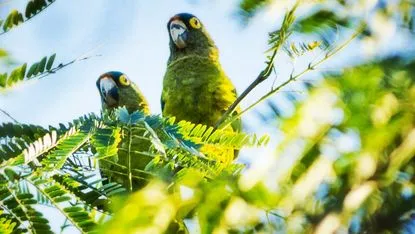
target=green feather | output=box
[101,83,150,115]
[162,56,238,129]
[162,14,242,159]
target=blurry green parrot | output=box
[97,71,149,114]
[161,13,242,162]
[96,71,151,191]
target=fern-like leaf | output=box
[41,128,92,171]
[53,173,116,212]
[29,175,97,233]
[175,120,270,149]
[0,122,48,140]
[0,0,56,35]
[0,54,59,89]
[0,174,52,233]
[0,114,97,168]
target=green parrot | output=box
[161,13,242,161]
[97,71,149,114]
[96,71,151,191]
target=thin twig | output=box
[36,54,102,81]
[214,49,278,129]
[268,211,286,219]
[0,53,101,91]
[270,66,278,90]
[0,108,19,123]
[60,218,71,233]
[215,5,298,128]
[217,23,365,130]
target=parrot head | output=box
[96,71,149,114]
[167,13,216,53]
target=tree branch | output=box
[216,23,365,130]
[0,108,19,123]
[215,4,298,129]
[0,1,58,36]
[35,54,101,81]
[214,51,276,129]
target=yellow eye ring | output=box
[189,17,201,29]
[119,75,130,86]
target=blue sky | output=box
[0,0,284,129]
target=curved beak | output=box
[98,77,119,107]
[170,20,188,49]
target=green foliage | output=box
[267,4,296,52]
[41,128,92,171]
[0,54,58,89]
[0,106,266,232]
[238,0,272,20]
[93,108,263,190]
[97,2,415,233]
[0,0,56,34]
[0,114,97,167]
[0,123,48,164]
[0,215,18,234]
[101,56,415,234]
[29,176,97,232]
[0,49,8,58]
[2,10,23,32]
[176,120,269,149]
[0,173,52,233]
[268,57,415,233]
[53,173,117,210]
[282,41,323,59]
[91,126,121,161]
[294,9,350,33]
[0,118,101,233]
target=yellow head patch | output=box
[119,74,130,86]
[189,17,201,29]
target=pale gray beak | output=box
[98,77,119,107]
[170,20,188,49]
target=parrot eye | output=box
[119,75,130,86]
[189,17,201,29]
